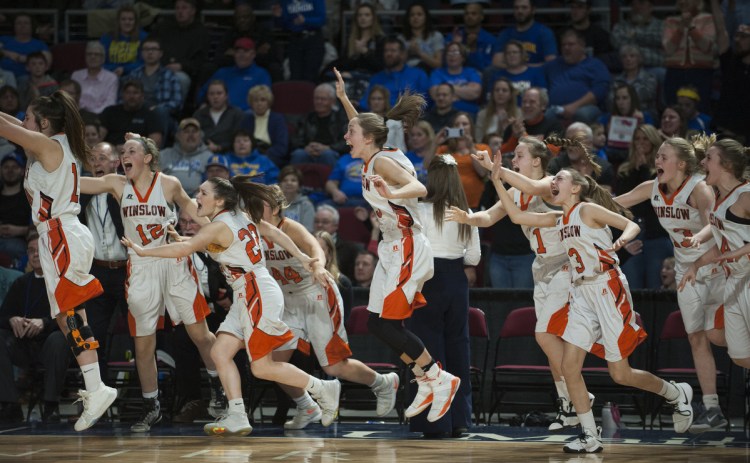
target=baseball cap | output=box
[234,37,256,50]
[178,118,201,131]
[206,154,230,171]
[1,151,26,168]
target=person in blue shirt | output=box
[198,38,272,111]
[272,0,326,82]
[99,5,148,78]
[491,0,557,68]
[676,86,713,134]
[486,40,547,105]
[429,42,482,115]
[444,2,496,71]
[225,129,278,184]
[0,13,51,78]
[323,153,367,208]
[359,36,430,110]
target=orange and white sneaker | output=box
[203,412,253,436]
[426,370,460,423]
[405,375,433,418]
[284,404,322,430]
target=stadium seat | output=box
[337,207,370,246]
[468,307,490,424]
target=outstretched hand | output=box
[333,67,347,101]
[445,205,469,224]
[120,236,145,256]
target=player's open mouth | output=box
[123,161,133,173]
[551,186,560,196]
[656,168,664,177]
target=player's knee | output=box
[560,359,580,380]
[608,367,631,386]
[250,360,269,379]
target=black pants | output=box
[85,265,127,377]
[0,329,70,403]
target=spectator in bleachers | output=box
[611,0,664,71]
[660,256,677,290]
[0,86,22,120]
[100,5,148,78]
[568,0,614,64]
[0,266,22,303]
[613,123,671,290]
[290,83,349,167]
[226,129,278,183]
[0,13,52,78]
[544,29,610,124]
[128,36,183,141]
[501,87,562,152]
[203,154,231,180]
[336,3,386,75]
[160,118,213,196]
[277,165,315,232]
[600,82,654,164]
[71,41,118,115]
[0,70,16,90]
[713,16,750,143]
[314,230,353,320]
[435,112,489,209]
[475,77,520,143]
[17,52,58,109]
[429,42,482,115]
[353,250,378,288]
[84,120,104,150]
[492,0,557,68]
[324,148,367,208]
[242,84,288,167]
[405,120,435,185]
[445,2,496,71]
[398,1,445,72]
[313,204,364,279]
[547,122,615,190]
[487,40,547,101]
[152,0,211,103]
[57,79,96,125]
[658,105,689,139]
[423,83,459,134]
[0,152,30,263]
[608,44,658,118]
[99,80,164,149]
[193,80,243,155]
[198,38,271,112]
[0,233,70,424]
[359,36,430,110]
[366,85,391,118]
[662,0,720,112]
[676,86,713,133]
[272,0,327,82]
[217,3,283,82]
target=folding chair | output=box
[468,307,490,424]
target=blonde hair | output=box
[425,155,471,243]
[710,138,750,180]
[660,136,700,177]
[247,84,274,107]
[314,230,341,283]
[618,124,660,176]
[518,136,552,173]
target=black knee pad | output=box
[367,313,424,359]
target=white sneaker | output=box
[284,404,322,430]
[203,412,253,436]
[404,376,433,418]
[549,393,595,431]
[372,372,399,417]
[426,370,460,423]
[667,381,693,433]
[563,426,603,454]
[73,384,117,432]
[310,379,340,427]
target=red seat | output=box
[337,207,370,246]
[50,42,87,74]
[295,163,332,191]
[468,307,490,424]
[271,80,316,116]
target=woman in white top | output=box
[409,154,480,438]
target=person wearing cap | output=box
[568,0,614,65]
[713,0,750,143]
[160,117,213,197]
[492,0,558,68]
[127,36,183,142]
[0,152,30,262]
[193,80,244,154]
[204,154,231,180]
[676,86,712,133]
[197,37,271,112]
[99,80,164,149]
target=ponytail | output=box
[710,138,750,181]
[545,135,602,178]
[565,168,633,219]
[31,90,89,165]
[229,175,279,223]
[385,90,426,131]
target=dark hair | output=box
[26,51,47,65]
[564,168,633,219]
[59,79,81,97]
[114,5,140,41]
[561,28,587,46]
[504,40,528,63]
[209,176,278,223]
[611,82,641,117]
[30,91,89,165]
[402,2,435,40]
[141,35,161,48]
[545,135,602,178]
[425,155,471,242]
[278,165,303,186]
[356,91,426,147]
[0,85,20,115]
[446,111,476,153]
[660,105,688,138]
[122,79,144,93]
[710,138,750,180]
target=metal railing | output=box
[0,9,59,44]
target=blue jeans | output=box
[620,236,674,290]
[489,252,535,289]
[290,148,339,167]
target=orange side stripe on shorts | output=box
[187,257,211,322]
[382,235,416,320]
[714,305,725,330]
[590,342,606,360]
[54,276,103,314]
[127,311,137,337]
[297,339,311,356]
[249,328,294,361]
[325,333,353,366]
[546,303,569,337]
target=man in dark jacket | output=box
[289,83,349,167]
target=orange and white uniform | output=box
[263,221,352,367]
[122,173,209,336]
[210,210,294,361]
[558,203,647,362]
[24,133,103,316]
[514,189,569,335]
[709,182,750,359]
[651,175,724,333]
[362,148,434,320]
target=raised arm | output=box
[333,67,358,121]
[80,174,123,197]
[499,166,554,198]
[494,176,558,228]
[163,174,210,226]
[371,156,427,200]
[0,113,61,169]
[613,179,654,209]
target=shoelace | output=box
[73,390,90,408]
[672,403,691,416]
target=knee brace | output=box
[367,313,424,360]
[66,309,99,356]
